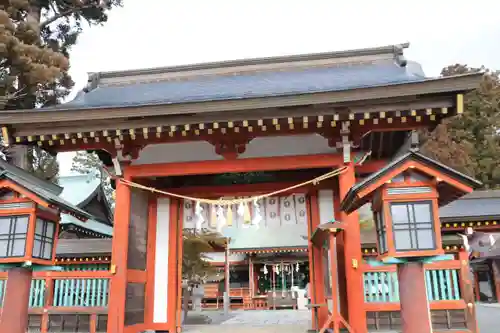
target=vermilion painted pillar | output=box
[397,263,432,333]
[307,194,327,329]
[492,260,500,303]
[458,250,479,333]
[334,195,348,324]
[0,267,32,333]
[338,163,367,333]
[107,178,132,333]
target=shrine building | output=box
[0,43,485,333]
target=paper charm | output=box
[296,262,300,272]
[226,205,233,226]
[209,205,217,228]
[252,199,262,227]
[237,202,245,217]
[263,264,268,275]
[243,202,251,224]
[216,205,226,232]
[195,201,204,231]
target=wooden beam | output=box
[125,154,384,179]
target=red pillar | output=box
[107,178,131,333]
[397,262,432,333]
[338,163,367,333]
[0,267,32,333]
[458,250,479,333]
[329,232,341,333]
[492,260,500,303]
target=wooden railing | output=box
[363,262,462,303]
[362,258,474,332]
[0,264,111,309]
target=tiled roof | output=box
[58,174,101,207]
[440,190,500,221]
[0,161,92,219]
[64,60,426,110]
[57,173,113,236]
[0,159,62,195]
[56,238,112,257]
[61,214,112,237]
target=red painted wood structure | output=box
[340,150,482,333]
[0,159,95,333]
[0,43,484,333]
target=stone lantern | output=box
[0,159,93,333]
[341,150,481,333]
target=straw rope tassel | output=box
[108,151,372,208]
[226,205,233,226]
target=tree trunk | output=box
[182,286,192,324]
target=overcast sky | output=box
[58,0,500,175]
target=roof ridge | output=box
[85,42,410,85]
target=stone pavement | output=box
[477,303,500,333]
[183,309,310,333]
[183,305,500,333]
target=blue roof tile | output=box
[66,60,426,109]
[58,174,101,207]
[440,190,500,219]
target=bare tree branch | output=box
[40,6,91,29]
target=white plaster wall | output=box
[132,134,336,165]
[153,197,170,323]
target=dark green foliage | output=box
[27,146,59,181]
[0,0,121,178]
[421,64,500,188]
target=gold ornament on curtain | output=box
[243,202,251,224]
[226,205,233,226]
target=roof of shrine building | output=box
[58,43,476,110]
[0,159,92,219]
[0,160,112,238]
[57,174,113,238]
[63,43,431,110]
[0,43,481,118]
[440,189,500,222]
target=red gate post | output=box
[0,267,32,333]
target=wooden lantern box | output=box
[341,150,482,262]
[0,160,92,266]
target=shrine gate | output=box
[0,43,482,333]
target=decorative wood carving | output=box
[208,137,253,160]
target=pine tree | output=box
[71,151,114,203]
[182,229,225,322]
[421,65,500,188]
[1,0,121,177]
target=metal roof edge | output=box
[93,43,410,80]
